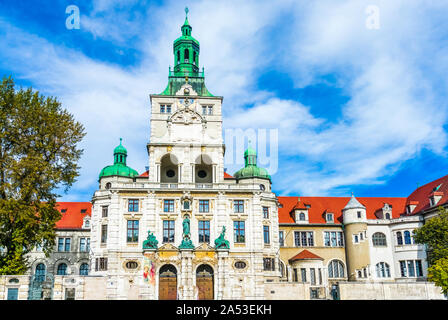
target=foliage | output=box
[414,206,448,295]
[0,76,85,274]
[427,258,448,295]
[413,206,448,264]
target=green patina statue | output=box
[179,215,194,249]
[142,230,158,249]
[214,226,230,250]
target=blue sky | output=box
[1,0,448,201]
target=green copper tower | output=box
[234,143,271,181]
[99,138,139,180]
[160,7,213,96]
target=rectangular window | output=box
[164,199,174,212]
[263,258,275,271]
[234,200,244,213]
[65,288,75,300]
[127,220,139,243]
[407,260,415,277]
[310,268,316,285]
[58,238,64,252]
[318,268,322,285]
[199,200,209,213]
[326,213,334,222]
[301,268,307,282]
[263,225,270,244]
[208,106,213,115]
[331,232,337,247]
[128,199,139,212]
[263,206,269,219]
[7,288,18,300]
[202,106,207,115]
[80,238,86,252]
[294,231,314,246]
[96,257,108,271]
[324,232,330,246]
[416,260,423,277]
[354,235,359,243]
[198,220,210,243]
[160,104,172,114]
[357,211,362,218]
[163,220,175,243]
[360,232,364,240]
[234,221,245,243]
[279,231,284,247]
[337,232,344,247]
[64,238,71,252]
[87,238,90,252]
[101,225,108,244]
[400,261,407,277]
[293,268,298,282]
[102,206,108,218]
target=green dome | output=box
[234,165,271,180]
[99,164,139,179]
[99,138,139,180]
[234,145,271,181]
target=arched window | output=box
[328,260,345,278]
[35,263,46,282]
[193,51,197,65]
[57,263,67,275]
[396,231,403,245]
[184,49,189,63]
[376,262,391,278]
[404,231,411,244]
[177,50,180,64]
[385,213,391,219]
[299,213,305,221]
[372,232,387,246]
[79,263,89,276]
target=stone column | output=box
[216,249,229,300]
[180,249,194,299]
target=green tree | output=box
[0,76,85,274]
[414,206,448,294]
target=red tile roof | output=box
[55,202,91,230]
[224,172,234,179]
[289,249,323,262]
[139,170,149,177]
[406,174,448,214]
[278,196,407,224]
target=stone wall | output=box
[1,275,445,300]
[0,275,30,300]
[338,281,445,300]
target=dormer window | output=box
[326,213,334,223]
[294,209,308,223]
[81,209,87,214]
[61,209,67,213]
[429,191,443,207]
[83,218,90,229]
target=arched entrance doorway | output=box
[196,264,214,300]
[159,264,177,300]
